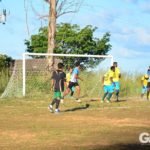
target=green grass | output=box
[0,97,150,150]
[0,69,10,95]
[25,71,142,98]
[0,68,143,98]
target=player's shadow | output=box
[81,143,150,150]
[114,99,127,103]
[63,104,90,112]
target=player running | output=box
[63,61,83,102]
[101,66,115,103]
[66,65,75,97]
[48,63,66,113]
[113,62,121,102]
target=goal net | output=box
[1,53,113,99]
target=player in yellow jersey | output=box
[113,62,121,102]
[66,66,73,85]
[66,66,75,97]
[141,74,149,99]
[101,66,115,103]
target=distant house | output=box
[10,58,61,73]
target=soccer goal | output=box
[1,52,113,99]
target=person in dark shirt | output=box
[48,62,66,113]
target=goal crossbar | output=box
[23,52,114,96]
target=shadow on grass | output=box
[113,99,127,103]
[89,143,150,150]
[63,103,90,112]
[95,144,150,150]
[40,143,150,150]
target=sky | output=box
[0,0,150,73]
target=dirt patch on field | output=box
[0,130,36,142]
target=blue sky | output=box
[0,0,150,73]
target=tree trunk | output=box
[47,0,56,69]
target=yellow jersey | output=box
[66,72,71,83]
[113,67,120,82]
[141,76,149,86]
[103,70,114,85]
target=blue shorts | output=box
[113,82,120,91]
[103,85,114,93]
[141,86,147,94]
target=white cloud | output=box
[135,28,150,45]
[111,26,150,47]
[112,46,142,58]
[110,44,150,72]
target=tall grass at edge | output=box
[0,69,10,95]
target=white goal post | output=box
[22,52,114,97]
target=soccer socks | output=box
[49,99,60,113]
[147,92,150,100]
[107,93,113,101]
[50,99,60,108]
[51,99,57,105]
[55,99,60,109]
[116,90,119,101]
[70,91,74,96]
[102,92,108,101]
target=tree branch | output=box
[31,1,48,20]
[57,10,77,18]
[44,0,50,4]
[24,0,30,36]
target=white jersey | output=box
[70,67,79,83]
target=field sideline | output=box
[0,97,150,150]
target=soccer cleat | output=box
[48,105,54,113]
[100,100,104,103]
[55,109,60,114]
[60,99,64,104]
[106,100,110,103]
[76,99,81,103]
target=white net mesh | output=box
[0,53,113,99]
[1,60,22,98]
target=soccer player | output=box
[63,61,83,102]
[147,66,150,100]
[113,62,121,102]
[101,66,115,103]
[141,74,149,99]
[48,62,66,113]
[66,66,75,97]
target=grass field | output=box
[0,96,150,150]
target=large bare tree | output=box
[24,0,84,68]
[44,0,83,67]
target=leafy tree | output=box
[25,23,112,68]
[0,54,13,71]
